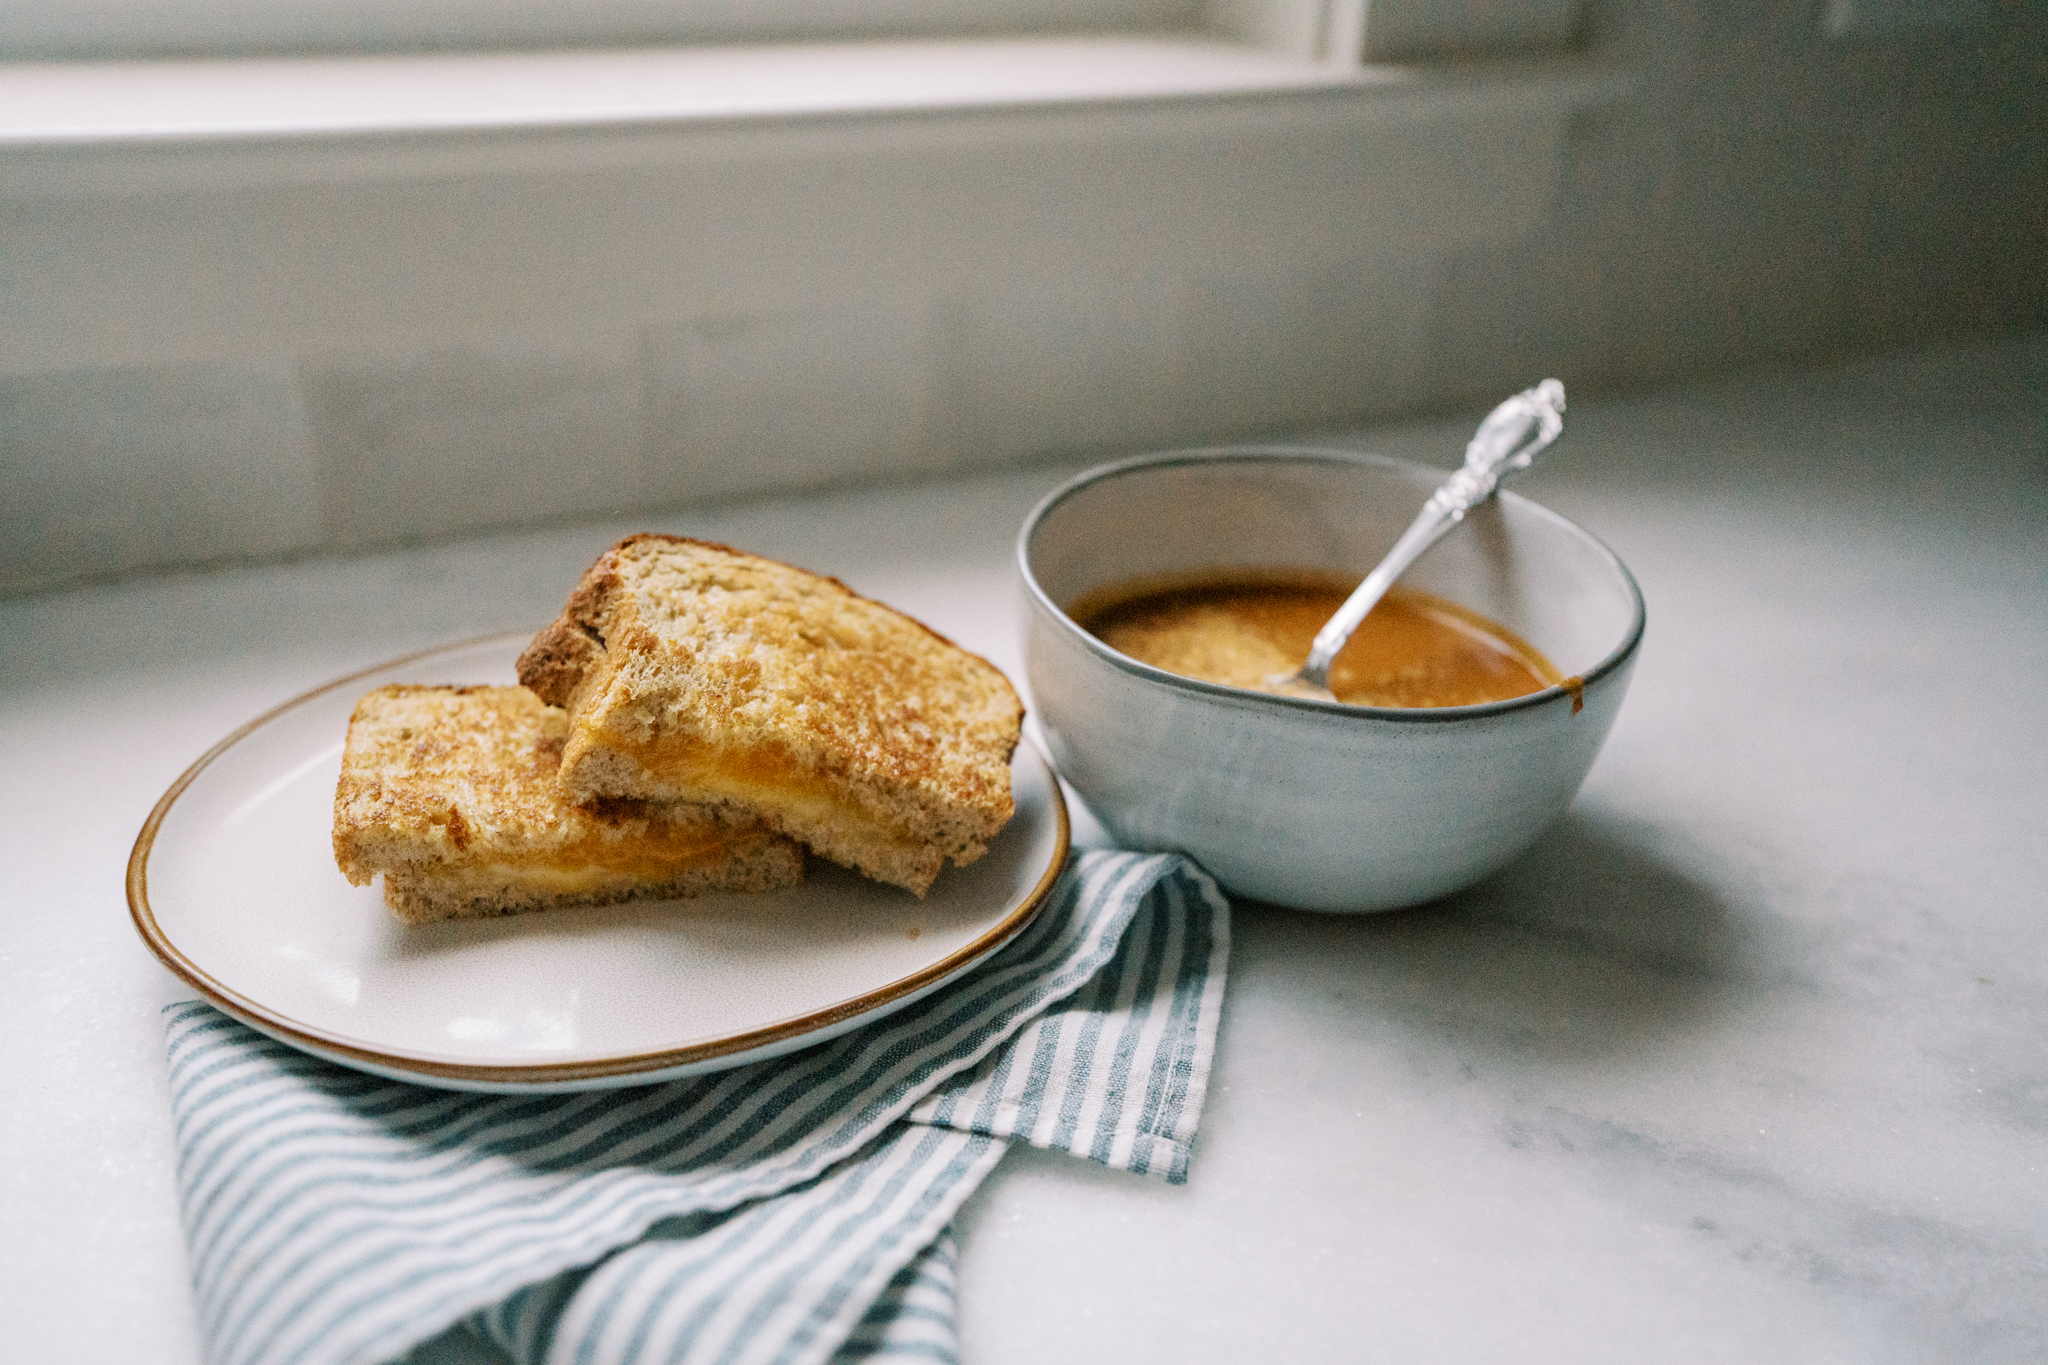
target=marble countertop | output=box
[4,335,2044,1363]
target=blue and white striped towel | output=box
[162,850,1230,1365]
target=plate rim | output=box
[127,630,1071,1086]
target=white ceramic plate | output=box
[129,633,1068,1092]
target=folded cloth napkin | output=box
[161,851,1230,1365]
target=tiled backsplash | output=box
[304,336,645,550]
[1,262,1443,595]
[2,362,321,588]
[646,297,941,501]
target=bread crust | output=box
[516,618,603,714]
[377,836,806,924]
[517,535,1024,894]
[332,683,803,921]
[516,559,625,711]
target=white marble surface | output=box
[3,335,2044,1363]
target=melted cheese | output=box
[541,824,739,877]
[408,821,749,886]
[405,861,674,896]
[604,730,925,857]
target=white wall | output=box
[2,3,2043,595]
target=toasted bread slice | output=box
[517,535,1023,895]
[332,684,803,923]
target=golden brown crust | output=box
[515,618,603,711]
[520,535,1024,894]
[516,549,631,709]
[332,684,802,921]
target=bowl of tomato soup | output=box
[1017,447,1644,912]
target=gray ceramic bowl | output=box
[1018,447,1645,912]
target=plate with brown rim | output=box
[128,632,1068,1092]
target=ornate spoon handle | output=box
[1278,379,1567,700]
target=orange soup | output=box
[1071,572,1560,708]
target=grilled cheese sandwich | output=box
[332,684,803,922]
[518,535,1023,895]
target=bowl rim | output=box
[1016,444,1647,724]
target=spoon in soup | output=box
[1263,379,1568,703]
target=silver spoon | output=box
[1264,378,1568,703]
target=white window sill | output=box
[0,34,1626,179]
[9,35,1360,143]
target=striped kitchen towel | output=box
[162,850,1230,1365]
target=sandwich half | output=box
[517,535,1024,895]
[332,684,803,923]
